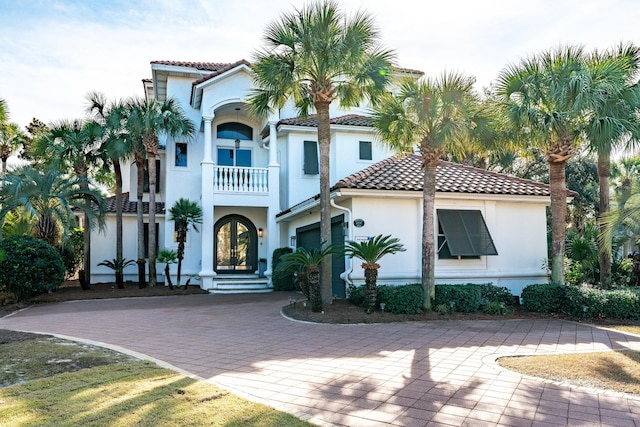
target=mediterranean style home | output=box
[90,59,553,297]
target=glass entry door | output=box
[215,215,257,273]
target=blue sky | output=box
[1,0,638,128]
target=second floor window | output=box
[359,141,372,160]
[303,140,319,175]
[218,148,251,167]
[217,122,253,140]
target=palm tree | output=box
[344,234,405,313]
[277,244,335,312]
[0,122,25,175]
[125,97,195,287]
[86,92,132,281]
[157,249,178,290]
[168,198,202,287]
[583,44,640,287]
[0,165,105,248]
[34,119,105,288]
[249,0,395,306]
[97,256,136,289]
[496,46,594,285]
[371,73,478,310]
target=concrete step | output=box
[209,277,272,294]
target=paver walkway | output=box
[1,293,640,426]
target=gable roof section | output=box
[104,192,165,215]
[151,60,235,72]
[335,154,556,196]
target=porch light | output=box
[235,139,240,150]
[258,228,264,238]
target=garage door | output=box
[296,214,346,298]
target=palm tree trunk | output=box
[422,162,437,310]
[165,264,173,290]
[82,212,91,289]
[598,149,612,288]
[135,154,146,288]
[147,152,157,287]
[177,240,184,287]
[316,101,332,307]
[364,267,378,314]
[549,160,568,285]
[114,159,124,289]
[307,266,322,313]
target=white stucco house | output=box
[90,59,554,297]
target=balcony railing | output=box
[214,166,268,193]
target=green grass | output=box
[0,338,313,426]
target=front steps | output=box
[208,275,272,294]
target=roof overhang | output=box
[151,63,213,102]
[190,63,253,109]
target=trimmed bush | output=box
[348,283,423,314]
[377,284,423,314]
[0,235,65,302]
[477,284,513,307]
[271,247,294,291]
[435,284,482,312]
[521,283,567,314]
[563,286,640,320]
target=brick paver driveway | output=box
[2,293,640,426]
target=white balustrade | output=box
[214,166,269,193]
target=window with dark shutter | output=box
[303,140,319,175]
[437,209,498,259]
[359,141,372,160]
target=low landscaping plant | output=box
[272,247,294,291]
[348,283,423,314]
[0,235,65,302]
[522,283,640,319]
[435,284,483,313]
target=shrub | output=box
[377,284,423,314]
[435,284,482,312]
[58,227,84,279]
[271,247,294,291]
[521,283,567,314]
[347,284,365,306]
[482,300,514,316]
[563,286,640,320]
[477,283,513,308]
[0,235,65,302]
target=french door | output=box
[214,215,257,273]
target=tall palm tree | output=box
[496,46,594,285]
[86,92,132,280]
[371,73,478,310]
[344,234,405,313]
[584,44,640,286]
[125,97,195,287]
[0,122,25,175]
[0,165,105,248]
[34,119,105,288]
[168,198,202,286]
[249,0,395,306]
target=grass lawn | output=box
[0,336,313,427]
[498,324,640,396]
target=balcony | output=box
[214,166,269,193]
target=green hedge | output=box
[0,235,65,302]
[348,284,423,314]
[522,283,640,319]
[271,247,294,291]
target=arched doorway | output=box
[214,215,258,274]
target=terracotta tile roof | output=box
[278,114,373,128]
[192,59,252,85]
[334,154,559,196]
[104,192,165,214]
[150,60,235,72]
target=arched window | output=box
[217,122,253,141]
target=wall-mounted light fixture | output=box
[235,138,240,150]
[258,228,264,238]
[290,236,296,247]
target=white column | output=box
[265,120,280,285]
[199,114,216,289]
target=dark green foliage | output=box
[521,283,567,314]
[435,284,482,312]
[482,300,514,315]
[272,247,294,291]
[0,235,65,302]
[58,227,84,279]
[563,286,640,320]
[377,284,423,314]
[477,283,514,307]
[348,284,423,314]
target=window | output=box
[175,143,187,167]
[217,122,253,140]
[143,222,160,258]
[303,140,319,175]
[437,209,498,259]
[217,148,251,167]
[143,159,161,193]
[359,141,372,160]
